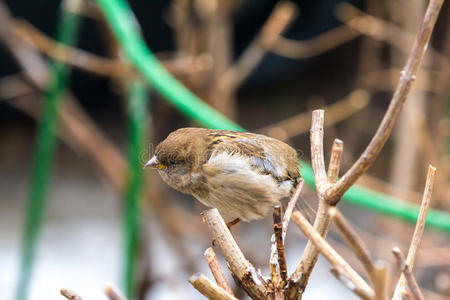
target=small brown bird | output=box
[145,128,301,223]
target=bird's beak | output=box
[144,156,166,170]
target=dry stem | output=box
[328,207,376,283]
[189,274,238,300]
[218,1,297,92]
[327,139,344,183]
[292,211,375,299]
[271,25,360,59]
[258,89,369,142]
[288,110,334,298]
[282,178,304,239]
[60,288,84,300]
[273,205,288,285]
[204,247,234,296]
[392,248,424,300]
[336,3,449,67]
[201,209,267,299]
[12,19,131,77]
[373,262,388,300]
[392,165,436,300]
[324,0,444,204]
[104,285,127,300]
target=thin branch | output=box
[274,205,288,285]
[217,1,297,92]
[336,3,449,67]
[269,245,282,296]
[325,0,444,204]
[189,274,238,300]
[373,261,388,300]
[270,208,283,298]
[291,211,375,300]
[327,139,344,184]
[282,178,304,239]
[0,73,36,100]
[12,19,208,79]
[60,288,84,300]
[104,285,128,300]
[289,111,338,298]
[204,247,234,296]
[328,207,376,283]
[271,25,360,59]
[392,248,424,300]
[359,68,439,93]
[12,19,131,77]
[201,208,267,299]
[392,165,436,300]
[309,110,329,194]
[258,89,369,142]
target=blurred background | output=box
[0,0,449,299]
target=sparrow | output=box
[144,127,302,223]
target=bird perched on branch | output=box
[145,128,302,225]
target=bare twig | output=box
[359,68,439,93]
[0,73,36,100]
[392,165,436,300]
[324,0,444,204]
[289,110,335,298]
[201,209,267,299]
[274,206,288,285]
[104,285,127,300]
[189,274,238,300]
[11,19,207,79]
[392,248,424,300]
[218,1,297,92]
[327,139,344,184]
[258,89,369,141]
[12,19,131,77]
[373,261,388,300]
[270,206,284,298]
[291,211,375,299]
[271,25,360,59]
[204,247,234,296]
[328,207,376,283]
[60,288,83,300]
[309,110,329,195]
[336,3,449,67]
[282,178,304,239]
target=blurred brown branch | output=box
[258,89,370,141]
[104,285,128,300]
[218,1,298,93]
[12,19,131,77]
[270,25,360,59]
[336,3,449,67]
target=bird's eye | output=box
[168,159,178,165]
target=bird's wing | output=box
[204,130,300,183]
